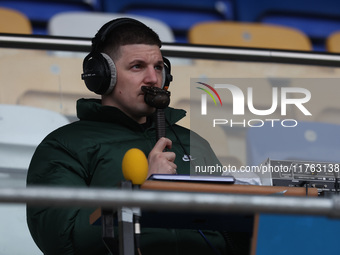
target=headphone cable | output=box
[166,119,196,170]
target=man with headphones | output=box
[26,18,231,255]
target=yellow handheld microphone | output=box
[121,148,147,252]
[122,148,148,185]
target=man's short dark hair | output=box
[93,18,162,59]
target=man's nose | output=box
[144,66,159,86]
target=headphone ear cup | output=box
[82,52,117,95]
[162,57,173,90]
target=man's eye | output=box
[155,65,163,71]
[132,64,141,69]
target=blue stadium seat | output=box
[125,7,226,42]
[234,0,340,22]
[234,0,340,51]
[101,0,233,17]
[101,0,233,43]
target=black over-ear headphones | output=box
[81,18,173,95]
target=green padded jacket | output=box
[26,98,226,255]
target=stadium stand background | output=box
[2,2,340,255]
[1,0,340,51]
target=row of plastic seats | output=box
[0,0,231,41]
[100,0,340,51]
[0,7,309,51]
[0,7,176,44]
[3,6,340,54]
[1,0,340,51]
[0,0,101,34]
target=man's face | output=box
[105,44,164,123]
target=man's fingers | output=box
[166,160,177,169]
[168,168,177,175]
[147,138,177,177]
[152,137,172,153]
[163,151,176,162]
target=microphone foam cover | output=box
[122,148,148,185]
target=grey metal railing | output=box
[1,33,340,66]
[1,186,340,218]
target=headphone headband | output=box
[92,18,148,52]
[82,17,172,95]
